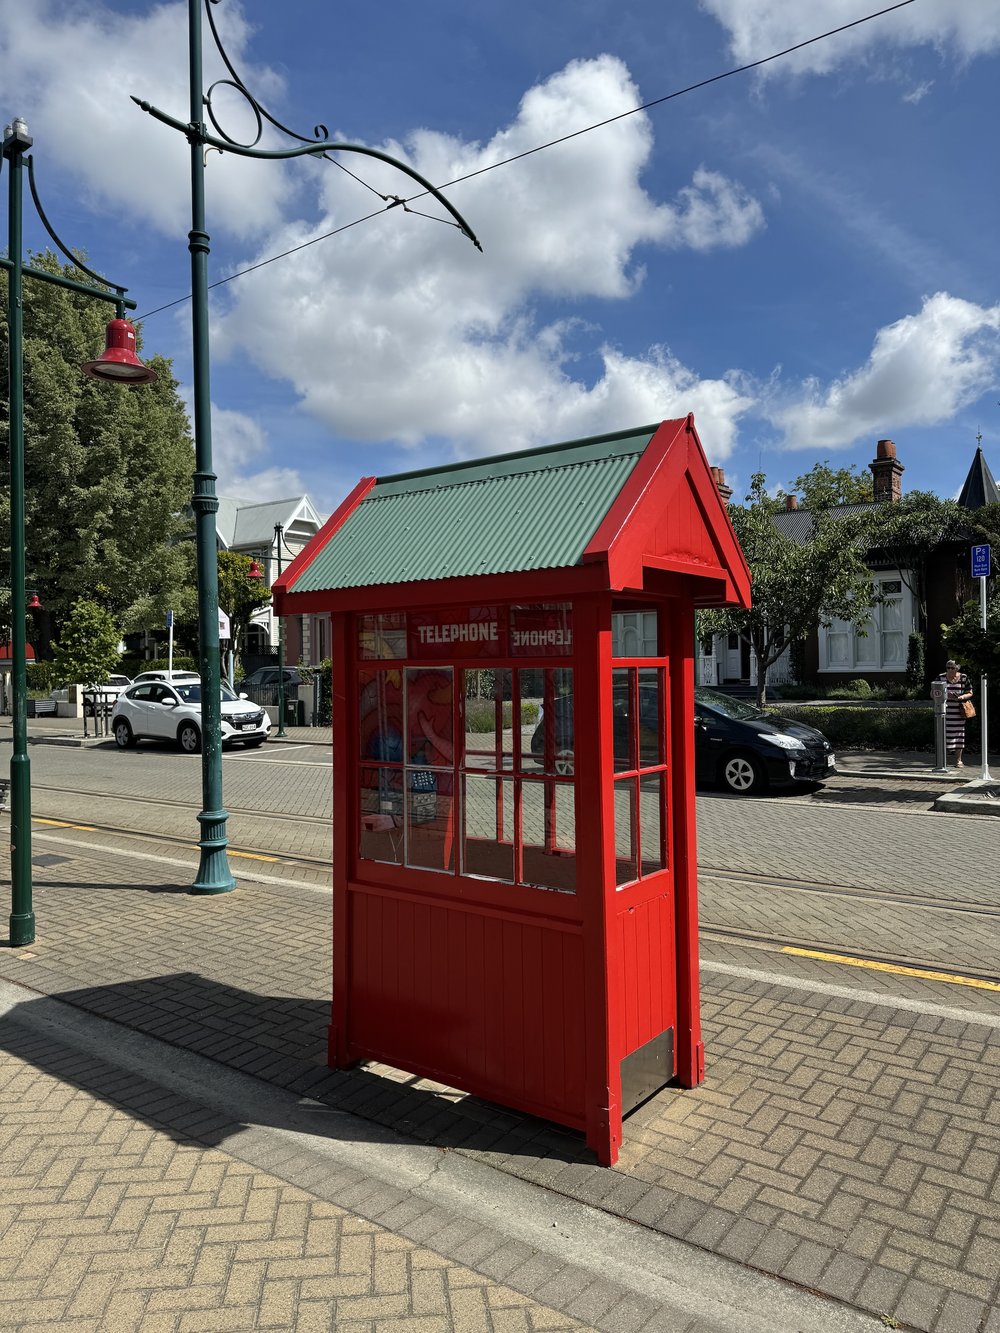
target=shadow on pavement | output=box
[3,971,591,1167]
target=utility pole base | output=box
[190,809,237,895]
[8,911,35,947]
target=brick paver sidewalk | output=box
[2,833,999,1331]
[0,1015,592,1333]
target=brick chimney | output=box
[710,466,733,503]
[784,495,798,510]
[869,438,904,502]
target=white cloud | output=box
[0,0,292,239]
[210,56,762,461]
[700,0,1000,77]
[902,80,934,104]
[766,293,1000,449]
[206,403,307,502]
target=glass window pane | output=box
[612,608,658,657]
[614,779,638,887]
[359,766,404,865]
[640,773,666,875]
[463,669,513,771]
[612,667,634,772]
[406,667,453,767]
[526,668,574,776]
[826,632,850,668]
[521,779,576,894]
[462,776,515,883]
[406,782,454,874]
[359,670,404,762]
[882,632,905,666]
[637,668,663,767]
[358,612,407,660]
[509,603,573,656]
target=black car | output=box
[694,687,835,793]
[529,685,835,794]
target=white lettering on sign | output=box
[416,621,498,645]
[511,628,572,649]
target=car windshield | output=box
[173,684,240,704]
[695,688,763,721]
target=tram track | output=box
[30,782,331,828]
[24,784,997,917]
[699,923,1000,989]
[698,864,1000,919]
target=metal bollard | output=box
[930,678,949,772]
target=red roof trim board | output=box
[583,416,750,608]
[273,476,376,614]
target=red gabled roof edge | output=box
[272,476,376,614]
[581,417,689,562]
[582,415,751,608]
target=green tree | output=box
[49,598,121,687]
[871,492,968,630]
[941,591,1000,687]
[699,472,877,706]
[217,551,271,668]
[0,251,195,654]
[782,461,873,509]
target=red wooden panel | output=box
[345,887,587,1121]
[615,890,677,1059]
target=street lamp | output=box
[1,117,155,946]
[133,0,480,895]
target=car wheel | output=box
[720,751,766,795]
[178,722,201,754]
[113,719,136,750]
[554,749,575,777]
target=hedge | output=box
[768,704,937,750]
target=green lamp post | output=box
[1,117,156,946]
[133,0,480,895]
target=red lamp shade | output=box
[248,559,262,579]
[27,592,42,610]
[81,319,157,385]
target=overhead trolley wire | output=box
[137,0,916,322]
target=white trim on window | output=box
[818,572,914,673]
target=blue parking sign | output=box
[971,544,991,578]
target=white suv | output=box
[111,679,270,753]
[83,673,133,717]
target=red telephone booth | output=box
[274,416,750,1165]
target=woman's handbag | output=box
[961,698,976,719]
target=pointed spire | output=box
[957,445,1000,510]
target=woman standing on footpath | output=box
[935,659,975,767]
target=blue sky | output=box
[3,0,998,518]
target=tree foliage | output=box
[782,460,873,509]
[50,598,121,687]
[871,492,968,626]
[217,551,271,666]
[0,251,195,654]
[699,472,876,705]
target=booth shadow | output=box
[4,971,592,1168]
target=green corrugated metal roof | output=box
[291,426,656,592]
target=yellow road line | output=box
[33,818,279,864]
[34,818,97,832]
[783,947,1000,993]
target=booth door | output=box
[609,656,677,1112]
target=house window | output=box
[819,573,913,673]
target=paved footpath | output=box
[1,825,999,1332]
